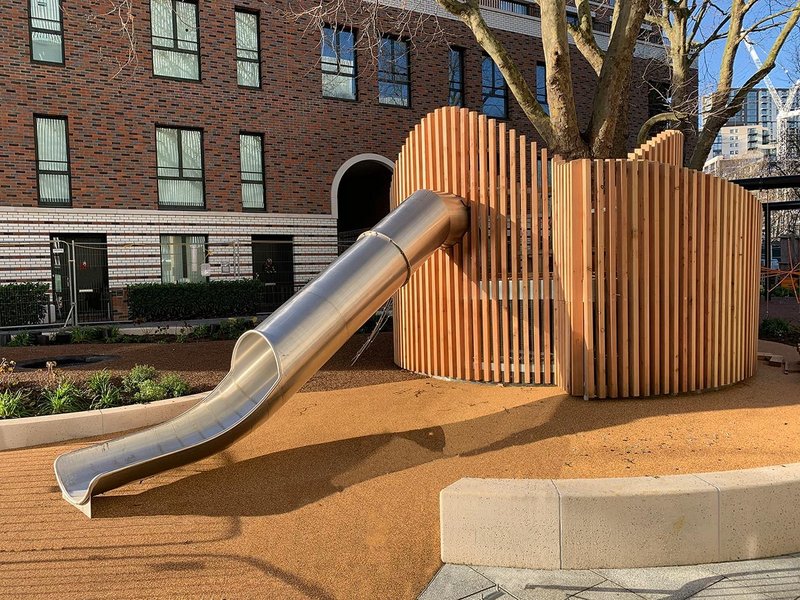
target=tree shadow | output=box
[94,366,797,519]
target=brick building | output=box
[0,0,669,324]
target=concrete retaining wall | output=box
[0,392,206,451]
[441,466,800,569]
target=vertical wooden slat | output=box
[520,137,531,384]
[541,148,552,384]
[459,108,472,381]
[630,160,641,396]
[583,160,595,397]
[619,161,630,397]
[498,122,510,383]
[652,161,662,395]
[670,164,680,392]
[488,118,501,381]
[479,115,491,381]
[595,160,608,398]
[509,129,521,383]
[641,159,651,396]
[607,160,619,397]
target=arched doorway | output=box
[332,154,394,251]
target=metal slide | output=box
[54,190,468,516]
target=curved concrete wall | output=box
[441,466,800,569]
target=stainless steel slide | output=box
[54,190,468,516]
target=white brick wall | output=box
[0,206,338,289]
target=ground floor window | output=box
[252,235,294,312]
[160,234,207,283]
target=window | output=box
[498,0,530,15]
[536,62,548,114]
[35,116,71,206]
[481,55,507,118]
[448,48,464,107]
[566,11,579,26]
[156,127,204,208]
[150,0,199,80]
[160,235,207,283]
[378,36,410,107]
[235,10,260,87]
[321,25,356,100]
[29,0,63,64]
[240,133,265,210]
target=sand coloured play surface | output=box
[1,336,800,599]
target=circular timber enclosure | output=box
[390,107,762,398]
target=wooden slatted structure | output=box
[391,107,555,384]
[627,129,684,165]
[391,107,760,398]
[551,157,761,398]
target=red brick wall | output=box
[0,1,672,215]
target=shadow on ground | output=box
[95,368,797,519]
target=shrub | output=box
[159,373,190,398]
[127,280,266,322]
[216,317,257,340]
[760,317,793,342]
[0,283,49,327]
[0,389,33,419]
[122,364,158,393]
[7,332,33,347]
[41,379,87,415]
[86,369,113,396]
[133,380,167,403]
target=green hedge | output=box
[0,283,49,327]
[127,280,266,321]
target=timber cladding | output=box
[392,107,760,399]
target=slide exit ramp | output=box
[54,190,468,516]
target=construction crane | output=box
[744,38,800,162]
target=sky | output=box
[695,0,800,95]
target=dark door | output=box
[252,235,294,313]
[51,234,111,323]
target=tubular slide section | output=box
[53,190,468,516]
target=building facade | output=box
[705,88,800,161]
[0,0,669,324]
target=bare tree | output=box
[646,0,800,169]
[290,0,799,164]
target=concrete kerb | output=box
[441,466,800,570]
[0,392,206,451]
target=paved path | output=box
[419,554,800,599]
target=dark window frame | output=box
[235,8,261,89]
[378,35,411,108]
[159,233,209,283]
[155,125,206,210]
[34,114,72,207]
[150,0,201,82]
[29,0,65,65]
[239,131,266,212]
[321,24,358,101]
[448,47,465,107]
[481,54,508,119]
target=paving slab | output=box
[688,578,772,599]
[570,580,647,599]
[597,566,723,600]
[418,564,495,600]
[702,556,800,599]
[474,566,605,600]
